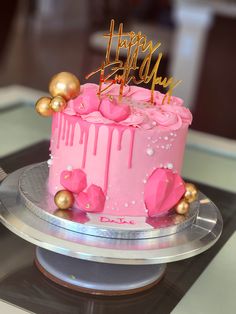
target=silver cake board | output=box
[19,162,199,240]
[0,164,223,295]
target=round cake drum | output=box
[0,165,222,264]
[18,163,198,239]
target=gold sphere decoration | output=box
[35,97,53,117]
[54,190,74,210]
[50,96,67,112]
[49,72,80,101]
[184,183,198,203]
[175,199,190,215]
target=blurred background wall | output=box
[1,0,236,137]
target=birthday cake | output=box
[35,20,197,219]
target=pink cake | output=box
[47,83,192,217]
[35,20,197,219]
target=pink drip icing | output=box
[62,115,67,141]
[117,127,125,151]
[70,122,76,146]
[128,128,135,168]
[55,111,59,129]
[81,125,89,168]
[56,113,62,149]
[53,113,135,195]
[65,121,71,146]
[79,126,84,144]
[50,114,57,150]
[104,126,114,193]
[93,125,100,155]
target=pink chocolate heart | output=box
[100,98,131,122]
[60,169,87,194]
[75,184,105,213]
[144,168,185,217]
[74,88,100,115]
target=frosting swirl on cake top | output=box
[64,83,192,130]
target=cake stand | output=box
[0,163,223,295]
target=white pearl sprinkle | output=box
[143,179,147,184]
[124,203,129,208]
[161,145,165,149]
[66,165,73,171]
[47,159,53,166]
[146,147,155,156]
[167,163,173,169]
[164,136,168,141]
[170,132,174,136]
[152,121,157,126]
[131,200,136,205]
[147,136,151,140]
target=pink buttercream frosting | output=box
[101,83,130,96]
[127,86,152,101]
[63,83,192,131]
[150,110,182,131]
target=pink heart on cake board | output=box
[144,168,185,217]
[100,98,131,122]
[75,184,105,213]
[60,169,87,194]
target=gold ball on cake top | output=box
[175,199,190,215]
[184,183,198,203]
[54,190,74,210]
[50,96,67,112]
[35,97,53,117]
[49,72,80,101]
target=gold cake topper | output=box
[86,19,181,103]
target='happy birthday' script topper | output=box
[86,19,181,103]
